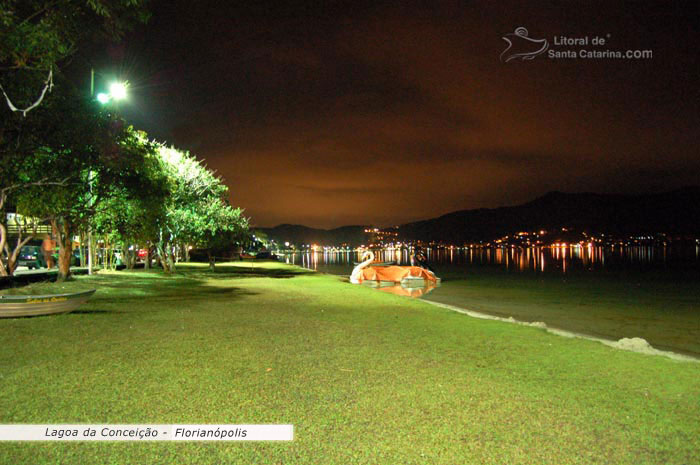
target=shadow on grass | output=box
[170,263,311,281]
[80,270,265,307]
[70,308,124,315]
[208,267,307,279]
[2,264,296,309]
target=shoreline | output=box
[421,299,699,363]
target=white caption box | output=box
[0,424,293,441]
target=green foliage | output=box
[8,83,171,279]
[174,197,248,251]
[252,229,269,246]
[2,82,247,277]
[14,92,137,226]
[154,145,248,270]
[1,75,110,190]
[0,0,151,71]
[1,68,246,277]
[0,0,150,115]
[92,129,169,247]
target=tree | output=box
[0,73,101,277]
[178,198,248,270]
[1,2,152,266]
[0,0,151,115]
[252,230,269,248]
[155,146,248,273]
[0,212,42,276]
[15,87,163,280]
[1,82,105,277]
[0,155,67,276]
[92,133,169,269]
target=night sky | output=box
[85,1,699,228]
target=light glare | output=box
[109,82,127,100]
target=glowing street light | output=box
[90,79,128,276]
[96,81,129,104]
[109,82,128,101]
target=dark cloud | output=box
[104,0,700,228]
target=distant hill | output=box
[260,224,367,246]
[261,187,700,245]
[399,187,700,243]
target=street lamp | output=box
[89,78,128,275]
[96,81,129,104]
[109,82,127,101]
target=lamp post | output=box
[87,74,128,275]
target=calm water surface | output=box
[280,245,700,275]
[280,245,700,355]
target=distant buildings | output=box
[272,225,694,252]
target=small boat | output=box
[0,289,96,318]
[350,251,440,290]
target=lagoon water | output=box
[280,246,700,356]
[282,245,700,275]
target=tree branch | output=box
[18,1,61,27]
[0,174,73,197]
[0,68,53,116]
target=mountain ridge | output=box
[260,187,700,245]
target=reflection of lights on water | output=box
[279,244,683,273]
[540,251,545,272]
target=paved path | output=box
[13,267,89,276]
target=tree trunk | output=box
[128,249,136,269]
[102,236,108,270]
[0,193,33,276]
[7,235,32,275]
[88,231,95,274]
[57,241,72,281]
[156,243,174,273]
[0,222,8,276]
[167,248,176,272]
[122,242,135,269]
[78,232,85,267]
[208,251,215,271]
[51,218,73,282]
[144,247,151,269]
[0,192,7,276]
[158,245,168,272]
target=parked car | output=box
[50,249,83,266]
[17,246,47,270]
[70,248,83,266]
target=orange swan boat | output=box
[350,250,440,288]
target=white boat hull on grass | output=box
[0,289,96,318]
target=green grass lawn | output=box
[1,262,699,464]
[425,267,700,357]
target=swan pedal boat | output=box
[350,251,440,287]
[0,289,96,318]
